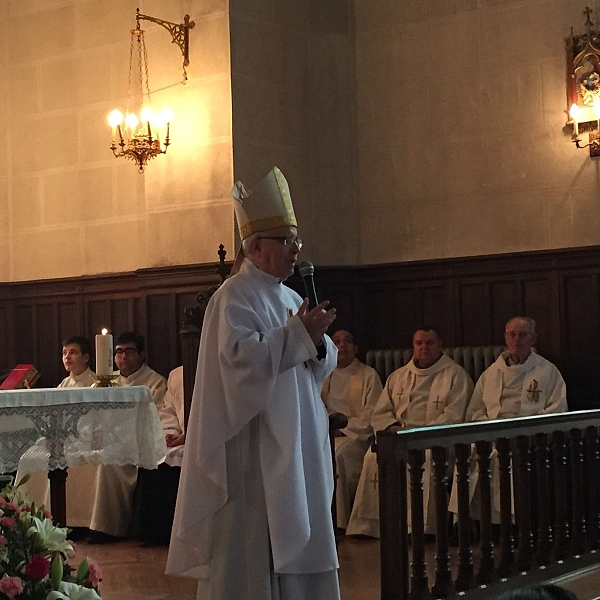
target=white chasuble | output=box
[167,259,339,600]
[321,359,383,528]
[450,351,567,523]
[347,354,473,537]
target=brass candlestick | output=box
[91,375,119,388]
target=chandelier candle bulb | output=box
[95,329,113,377]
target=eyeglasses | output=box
[256,236,303,250]
[114,348,138,357]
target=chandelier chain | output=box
[126,30,136,117]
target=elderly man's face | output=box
[412,329,443,369]
[505,318,537,362]
[252,225,301,281]
[332,330,357,369]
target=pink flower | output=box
[21,506,30,513]
[0,517,16,528]
[0,535,6,546]
[88,560,103,587]
[43,509,52,519]
[0,576,24,599]
[4,502,20,515]
[0,497,6,508]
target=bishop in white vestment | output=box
[449,316,567,523]
[321,329,383,529]
[167,167,341,600]
[346,327,473,537]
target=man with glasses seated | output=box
[86,331,166,543]
[113,331,167,409]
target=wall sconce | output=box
[107,8,195,173]
[566,7,600,158]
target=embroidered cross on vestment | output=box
[526,379,542,402]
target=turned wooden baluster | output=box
[475,440,494,585]
[514,435,533,572]
[496,437,514,577]
[377,437,408,600]
[408,449,428,600]
[570,428,586,555]
[585,426,600,551]
[552,430,569,560]
[454,443,473,592]
[534,433,552,566]
[431,446,451,599]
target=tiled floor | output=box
[75,536,600,600]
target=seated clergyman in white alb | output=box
[58,336,96,388]
[321,329,382,531]
[346,326,473,538]
[133,365,185,544]
[17,336,98,525]
[449,316,568,523]
[86,331,167,543]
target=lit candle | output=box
[570,103,580,138]
[95,328,113,377]
[108,110,123,142]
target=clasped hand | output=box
[297,298,337,346]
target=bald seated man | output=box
[450,316,568,523]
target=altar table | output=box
[0,386,166,526]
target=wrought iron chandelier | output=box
[108,9,195,173]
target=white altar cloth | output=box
[0,386,166,473]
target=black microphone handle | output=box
[302,273,319,310]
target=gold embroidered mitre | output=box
[231,167,297,240]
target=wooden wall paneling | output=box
[58,301,81,344]
[420,284,450,343]
[35,303,60,387]
[86,299,113,341]
[489,280,519,344]
[14,304,34,365]
[522,276,560,364]
[457,282,489,346]
[132,296,144,340]
[109,298,133,339]
[0,302,8,373]
[145,293,178,379]
[560,272,600,409]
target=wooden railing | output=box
[376,410,600,600]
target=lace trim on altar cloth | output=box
[0,401,166,473]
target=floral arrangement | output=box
[0,478,101,600]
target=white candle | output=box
[570,104,580,138]
[95,328,113,377]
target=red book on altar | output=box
[0,364,40,389]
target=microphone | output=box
[299,261,318,309]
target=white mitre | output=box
[230,166,297,274]
[232,166,297,240]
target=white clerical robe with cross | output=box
[321,358,383,529]
[449,350,567,522]
[347,354,473,537]
[167,259,340,600]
